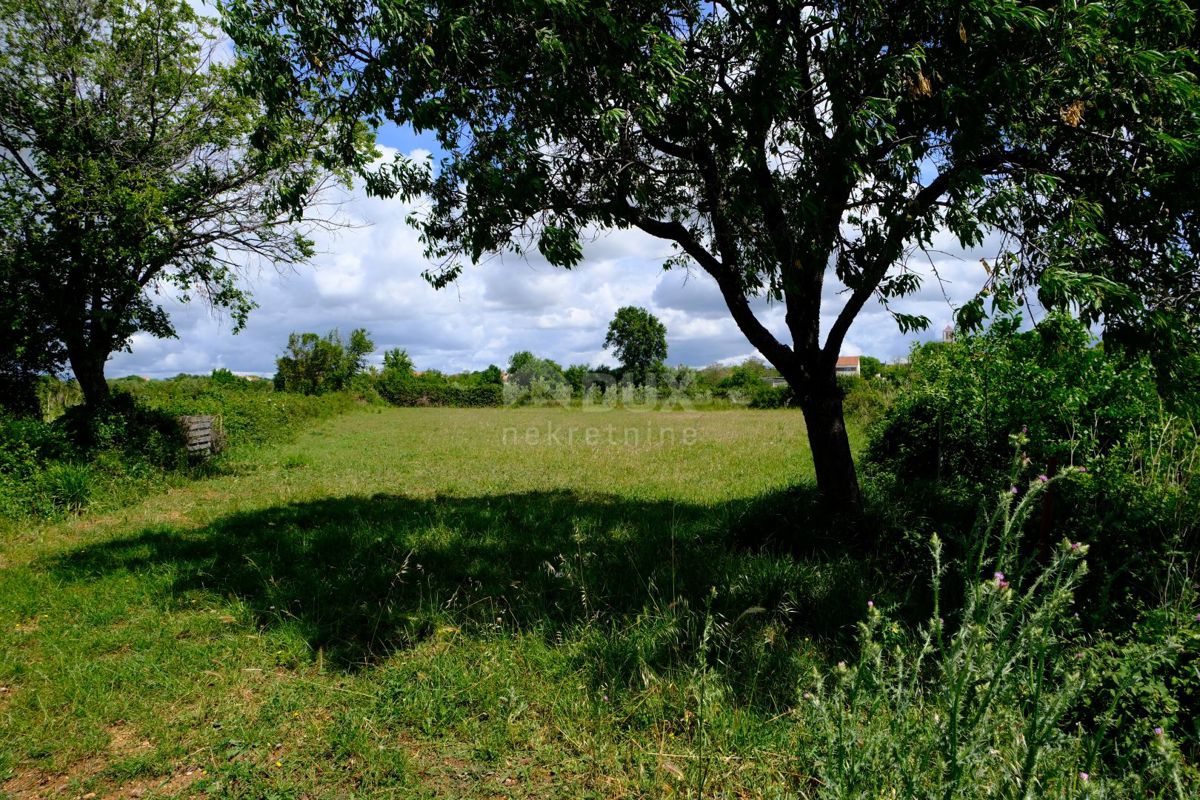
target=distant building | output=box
[943,324,956,343]
[835,356,861,377]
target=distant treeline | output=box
[269,326,908,412]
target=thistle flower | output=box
[1037,474,1049,483]
[1080,772,1089,782]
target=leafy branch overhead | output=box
[224,0,1199,510]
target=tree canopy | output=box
[0,0,337,406]
[224,0,1200,512]
[274,328,374,395]
[605,306,668,385]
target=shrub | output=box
[795,472,1197,796]
[119,374,356,446]
[380,375,503,407]
[865,313,1199,625]
[1,375,358,520]
[838,375,896,429]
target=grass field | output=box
[1,407,880,798]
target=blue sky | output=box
[107,130,997,379]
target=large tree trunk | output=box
[799,377,863,516]
[66,338,111,406]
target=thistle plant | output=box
[796,461,1189,798]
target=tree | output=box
[382,348,415,377]
[475,364,504,386]
[0,0,335,407]
[507,351,565,387]
[225,0,1200,515]
[563,363,589,394]
[274,328,374,394]
[604,306,668,386]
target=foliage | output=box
[0,374,356,519]
[604,306,668,386]
[798,471,1196,796]
[0,0,336,404]
[382,348,414,376]
[375,350,505,407]
[838,375,899,430]
[507,351,567,388]
[120,373,358,446]
[563,363,589,394]
[378,374,503,407]
[866,314,1199,620]
[274,328,375,395]
[0,257,63,415]
[225,0,1200,510]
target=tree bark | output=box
[799,376,863,516]
[66,338,111,406]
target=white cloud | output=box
[108,157,999,379]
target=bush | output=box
[839,375,896,429]
[58,392,186,468]
[118,374,357,446]
[865,313,1199,624]
[796,472,1198,796]
[1,375,359,520]
[379,374,503,407]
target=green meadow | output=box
[2,407,872,799]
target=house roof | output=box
[836,356,860,367]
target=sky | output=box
[107,124,1003,379]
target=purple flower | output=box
[994,571,1010,590]
[1037,474,1049,483]
[1010,485,1019,495]
[867,600,874,609]
[1155,727,1164,736]
[1071,542,1081,552]
[1080,772,1089,782]
[994,571,1005,581]
[1077,466,1088,473]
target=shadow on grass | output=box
[46,487,883,675]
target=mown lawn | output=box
[1,407,876,799]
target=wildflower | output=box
[1155,727,1164,736]
[867,600,874,610]
[1037,474,1049,483]
[1080,772,1089,782]
[1010,485,1019,495]
[1076,466,1088,473]
[994,571,1009,590]
[837,661,847,672]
